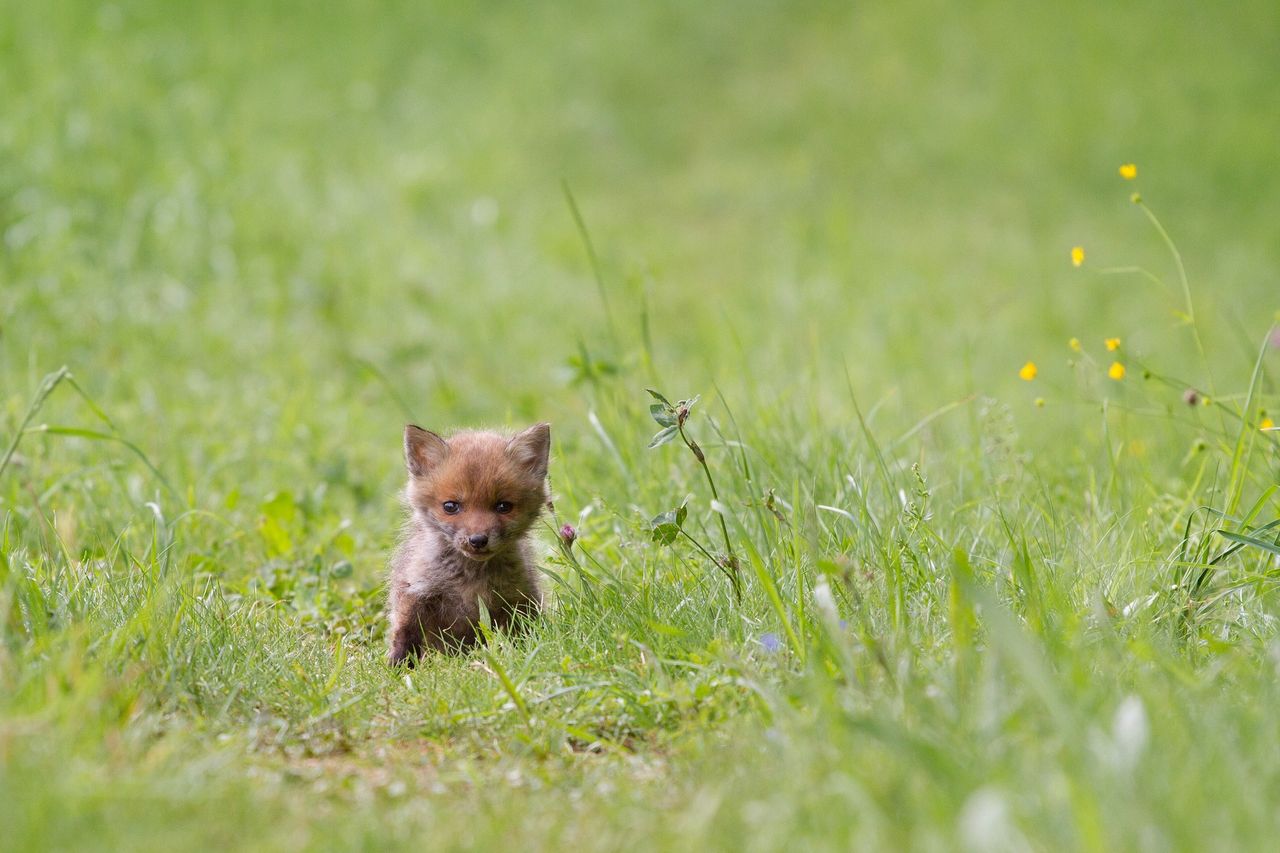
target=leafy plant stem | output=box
[677,421,741,600]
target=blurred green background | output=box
[6,0,1278,445]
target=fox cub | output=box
[386,422,550,663]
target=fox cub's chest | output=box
[450,570,534,623]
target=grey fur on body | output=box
[387,523,543,660]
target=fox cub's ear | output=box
[404,425,449,477]
[506,422,551,479]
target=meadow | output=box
[3,1,1280,849]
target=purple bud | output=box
[559,524,577,546]
[760,632,782,653]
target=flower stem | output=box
[1136,199,1215,396]
[677,422,742,600]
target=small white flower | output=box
[813,577,838,624]
[959,787,1027,852]
[1112,694,1149,771]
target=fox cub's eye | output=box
[494,501,514,514]
[442,501,461,515]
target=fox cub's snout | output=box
[386,423,550,663]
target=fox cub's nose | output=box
[468,533,490,549]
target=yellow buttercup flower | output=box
[1119,163,1137,180]
[1071,246,1085,267]
[1068,337,1081,352]
[1019,361,1038,381]
[1105,337,1121,351]
[1262,417,1276,431]
[1108,362,1126,381]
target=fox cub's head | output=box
[404,423,551,562]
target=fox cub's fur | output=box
[386,422,550,663]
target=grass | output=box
[3,0,1280,849]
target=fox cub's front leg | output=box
[387,592,438,666]
[388,591,482,664]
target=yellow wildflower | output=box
[1108,362,1126,381]
[1105,337,1121,351]
[1019,361,1038,381]
[1262,417,1276,431]
[1071,246,1085,267]
[1068,337,1081,352]
[1119,163,1137,180]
